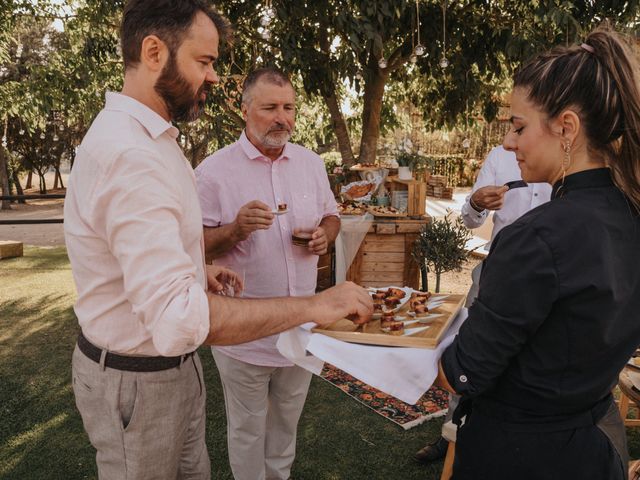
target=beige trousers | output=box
[212,349,313,480]
[72,345,210,480]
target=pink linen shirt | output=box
[195,131,338,367]
[64,92,210,357]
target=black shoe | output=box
[414,436,449,464]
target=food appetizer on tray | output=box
[368,205,406,217]
[337,201,368,216]
[312,285,465,348]
[340,180,376,200]
[349,162,379,171]
[369,286,411,316]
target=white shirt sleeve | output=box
[460,148,501,229]
[92,148,210,356]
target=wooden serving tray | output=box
[367,207,407,218]
[312,293,465,349]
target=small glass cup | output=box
[220,267,245,297]
[291,214,320,248]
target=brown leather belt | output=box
[77,331,195,372]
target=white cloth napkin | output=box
[277,308,468,405]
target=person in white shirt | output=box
[64,2,372,478]
[414,145,551,465]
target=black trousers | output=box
[451,409,625,480]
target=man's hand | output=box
[308,226,328,255]
[311,282,373,327]
[206,264,244,297]
[232,200,274,242]
[470,185,509,211]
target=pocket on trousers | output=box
[119,374,139,432]
[72,372,93,392]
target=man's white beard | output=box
[262,130,291,147]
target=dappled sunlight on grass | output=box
[0,413,69,475]
[3,246,639,478]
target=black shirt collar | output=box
[552,168,613,199]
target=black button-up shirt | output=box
[442,168,640,422]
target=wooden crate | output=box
[386,177,427,217]
[0,241,23,260]
[316,247,334,292]
[346,217,429,289]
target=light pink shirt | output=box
[64,92,209,357]
[195,131,338,367]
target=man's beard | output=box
[154,53,208,123]
[248,123,293,148]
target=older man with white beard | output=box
[195,67,340,480]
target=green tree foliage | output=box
[1,0,639,204]
[412,214,471,293]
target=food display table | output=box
[345,216,430,289]
[618,364,640,427]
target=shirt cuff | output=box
[151,284,210,356]
[440,337,479,397]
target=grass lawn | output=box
[3,247,640,479]
[0,246,447,480]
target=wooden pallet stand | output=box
[346,217,429,289]
[386,177,427,217]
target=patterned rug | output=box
[319,363,449,430]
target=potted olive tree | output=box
[396,151,417,180]
[412,213,471,293]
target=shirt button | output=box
[534,193,538,197]
[459,375,468,383]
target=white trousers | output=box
[212,349,313,480]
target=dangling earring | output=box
[561,141,572,185]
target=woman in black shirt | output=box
[438,27,640,479]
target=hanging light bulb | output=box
[261,30,271,40]
[53,134,59,141]
[409,54,418,64]
[265,7,275,19]
[440,0,449,69]
[462,138,471,149]
[59,124,65,132]
[355,72,363,81]
[40,132,45,140]
[1,136,6,147]
[19,129,24,136]
[414,44,426,56]
[378,57,388,69]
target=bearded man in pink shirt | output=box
[195,68,340,480]
[64,2,372,478]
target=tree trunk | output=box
[38,171,47,194]
[323,91,355,167]
[435,271,441,293]
[26,170,32,189]
[359,68,388,165]
[11,170,25,203]
[0,147,12,210]
[316,19,355,167]
[190,141,208,169]
[53,167,64,189]
[420,263,429,292]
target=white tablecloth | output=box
[277,308,468,405]
[334,213,374,283]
